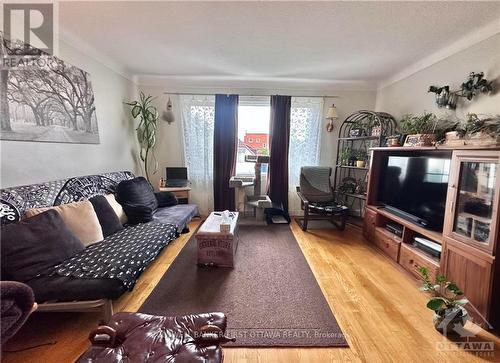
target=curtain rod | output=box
[162,92,339,98]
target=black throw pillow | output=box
[155,192,178,208]
[116,177,158,211]
[121,203,154,225]
[89,195,124,237]
[0,209,85,282]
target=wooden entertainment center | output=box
[363,146,500,328]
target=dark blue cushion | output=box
[116,177,158,212]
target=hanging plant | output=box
[428,71,493,109]
[125,92,159,181]
[461,72,493,100]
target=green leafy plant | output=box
[458,113,500,137]
[125,92,159,181]
[461,72,493,100]
[399,112,439,135]
[400,112,458,141]
[340,147,351,165]
[351,114,378,132]
[353,149,368,161]
[418,267,468,314]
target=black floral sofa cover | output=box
[0,171,199,302]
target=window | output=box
[236,96,271,175]
[180,95,215,215]
[288,97,324,213]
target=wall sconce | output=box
[161,97,175,124]
[326,104,338,132]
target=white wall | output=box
[375,34,500,120]
[320,92,378,167]
[0,40,140,188]
[138,85,377,193]
[134,87,185,190]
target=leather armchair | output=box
[77,312,233,363]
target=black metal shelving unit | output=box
[333,110,396,225]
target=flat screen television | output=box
[377,155,451,231]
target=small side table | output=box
[196,212,239,268]
[158,186,191,204]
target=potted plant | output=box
[418,267,469,335]
[350,115,378,136]
[354,149,368,168]
[400,112,442,146]
[125,92,159,182]
[385,135,401,147]
[462,113,499,146]
[340,147,351,166]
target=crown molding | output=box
[135,74,377,92]
[377,19,500,90]
[58,27,136,83]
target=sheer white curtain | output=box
[180,95,215,215]
[288,97,324,214]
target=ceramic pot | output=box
[387,137,400,147]
[433,307,468,335]
[356,160,366,168]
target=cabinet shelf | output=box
[370,205,443,244]
[336,165,369,171]
[338,136,379,141]
[458,211,492,224]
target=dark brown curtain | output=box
[213,94,238,211]
[267,95,291,211]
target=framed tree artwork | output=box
[0,36,99,144]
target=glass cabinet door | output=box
[452,159,497,250]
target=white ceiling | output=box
[59,1,500,89]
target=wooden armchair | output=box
[296,167,348,231]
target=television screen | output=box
[377,155,451,231]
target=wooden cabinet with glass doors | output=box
[442,150,500,327]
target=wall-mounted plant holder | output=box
[428,72,493,110]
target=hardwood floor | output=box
[3,219,499,362]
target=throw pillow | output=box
[116,177,158,211]
[89,195,124,237]
[25,200,103,246]
[105,194,128,225]
[121,203,154,225]
[155,192,178,208]
[1,210,85,282]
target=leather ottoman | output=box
[77,312,232,363]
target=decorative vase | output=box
[387,137,400,147]
[356,160,366,168]
[433,307,468,335]
[435,88,450,108]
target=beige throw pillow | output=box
[105,194,128,225]
[25,200,104,246]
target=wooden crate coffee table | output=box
[196,212,239,268]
